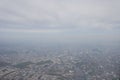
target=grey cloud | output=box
[0,0,120,32]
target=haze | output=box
[0,0,120,46]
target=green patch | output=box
[14,61,33,69]
[36,60,53,65]
[29,74,34,78]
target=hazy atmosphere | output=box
[0,0,120,45]
[0,0,120,80]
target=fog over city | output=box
[0,0,120,80]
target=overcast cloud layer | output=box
[0,0,120,44]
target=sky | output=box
[0,0,120,45]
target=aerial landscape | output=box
[0,0,120,80]
[0,45,120,80]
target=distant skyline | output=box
[0,0,120,45]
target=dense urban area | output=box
[0,45,119,80]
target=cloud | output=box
[0,0,120,32]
